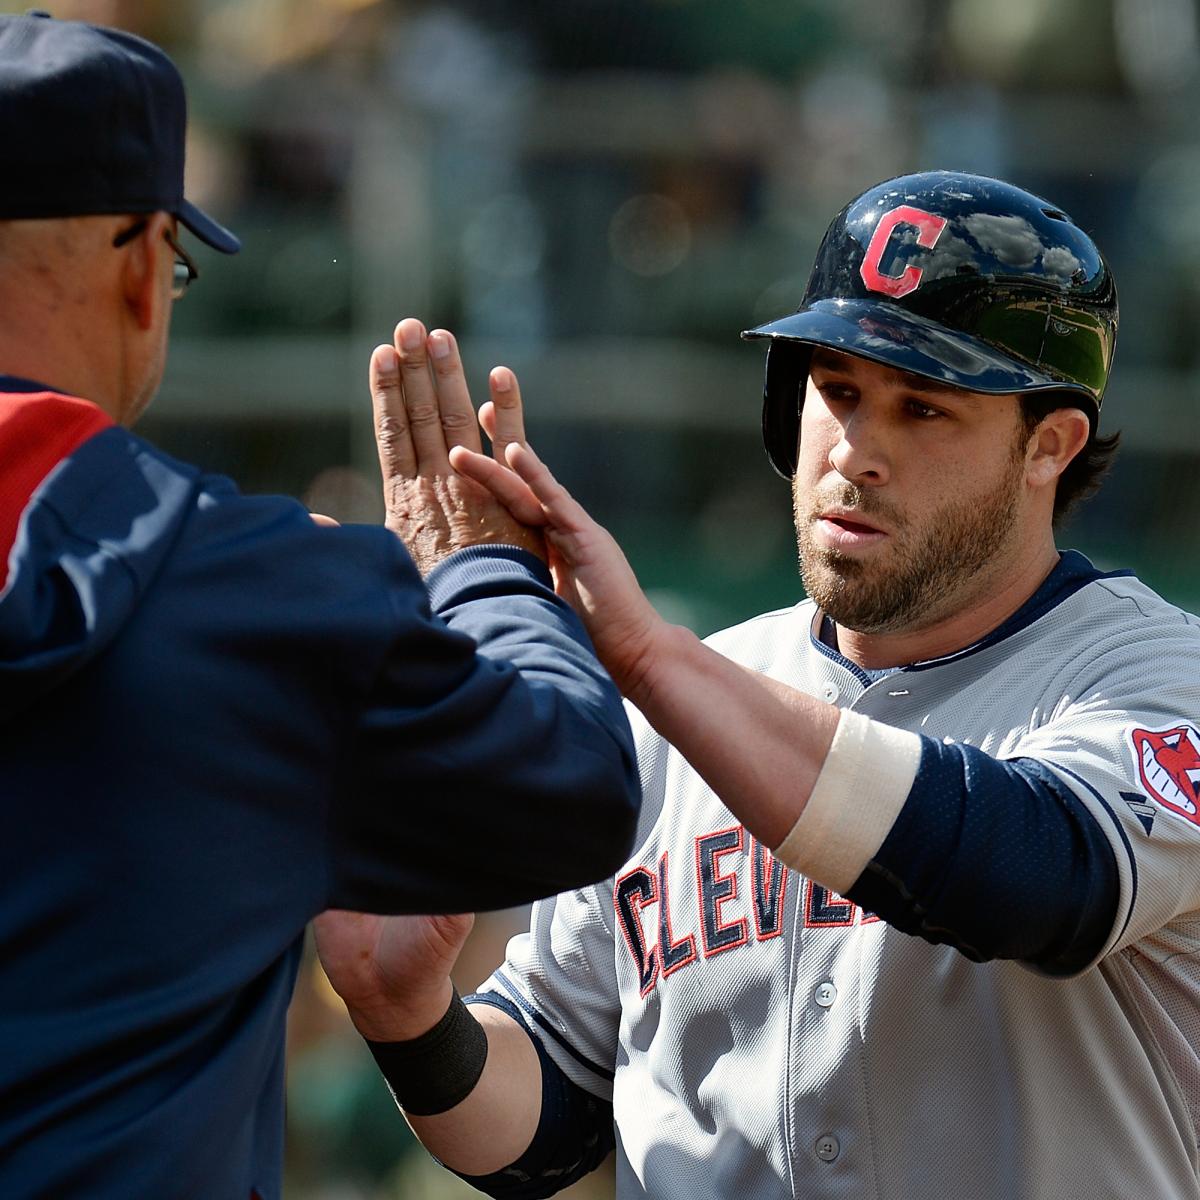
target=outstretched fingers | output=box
[503,442,592,539]
[448,445,546,527]
[427,329,483,456]
[370,343,416,481]
[483,366,527,466]
[452,437,579,532]
[497,442,662,698]
[394,318,451,474]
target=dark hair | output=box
[1019,392,1120,525]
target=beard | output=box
[795,459,1025,635]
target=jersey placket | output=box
[781,655,877,1198]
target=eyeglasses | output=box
[112,219,199,300]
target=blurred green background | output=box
[11,0,1200,1194]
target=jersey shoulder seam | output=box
[702,601,811,649]
[1090,577,1199,626]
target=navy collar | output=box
[0,374,69,395]
[809,549,1134,681]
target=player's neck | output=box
[0,306,122,420]
[831,539,1062,671]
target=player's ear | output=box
[1024,406,1090,488]
[119,212,170,332]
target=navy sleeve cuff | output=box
[425,545,552,612]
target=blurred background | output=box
[11,0,1200,1195]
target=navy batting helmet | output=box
[742,171,1118,478]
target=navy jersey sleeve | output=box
[329,543,642,914]
[846,738,1120,975]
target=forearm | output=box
[626,626,1118,969]
[406,1006,542,1175]
[629,622,840,848]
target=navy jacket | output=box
[0,381,640,1198]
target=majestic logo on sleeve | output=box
[1128,724,1200,826]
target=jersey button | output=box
[815,1134,841,1163]
[814,980,837,1008]
[820,682,839,703]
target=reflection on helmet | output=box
[743,171,1118,478]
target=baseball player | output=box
[318,172,1200,1199]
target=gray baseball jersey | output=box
[480,562,1200,1199]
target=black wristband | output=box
[364,987,489,1116]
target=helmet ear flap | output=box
[761,342,810,478]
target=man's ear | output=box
[120,212,170,332]
[1025,407,1091,488]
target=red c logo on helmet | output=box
[859,205,948,299]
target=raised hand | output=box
[450,371,668,702]
[313,909,475,1042]
[371,319,545,575]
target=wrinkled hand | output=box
[371,319,545,575]
[313,909,475,1042]
[450,375,668,702]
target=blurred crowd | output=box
[13,0,1200,1194]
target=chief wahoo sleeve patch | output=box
[1127,723,1200,827]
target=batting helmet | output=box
[742,171,1118,478]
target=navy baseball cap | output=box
[0,11,239,252]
